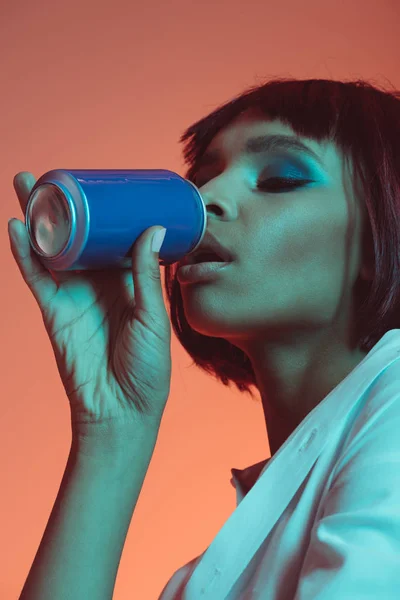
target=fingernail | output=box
[151,228,167,253]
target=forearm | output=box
[19,423,160,600]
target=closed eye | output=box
[257,177,312,192]
[193,174,312,191]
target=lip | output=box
[177,261,231,284]
[182,232,236,266]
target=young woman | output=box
[161,76,400,598]
[12,77,400,599]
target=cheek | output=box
[266,200,347,261]
[248,203,349,297]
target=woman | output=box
[161,77,400,598]
[12,77,400,599]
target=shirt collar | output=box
[230,329,400,499]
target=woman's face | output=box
[178,109,370,347]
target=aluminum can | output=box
[25,169,206,271]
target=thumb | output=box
[131,226,168,318]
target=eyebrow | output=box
[195,134,325,169]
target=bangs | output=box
[179,78,373,184]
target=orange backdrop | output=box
[1,1,399,598]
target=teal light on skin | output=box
[180,107,374,457]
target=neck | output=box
[237,329,368,456]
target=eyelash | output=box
[194,176,310,191]
[257,177,310,192]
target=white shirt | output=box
[158,329,400,599]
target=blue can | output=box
[24,169,207,271]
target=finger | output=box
[13,172,37,214]
[8,218,59,312]
[131,226,168,324]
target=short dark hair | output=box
[163,76,400,400]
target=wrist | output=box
[70,416,160,467]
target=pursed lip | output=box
[181,232,236,266]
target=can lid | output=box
[26,183,71,257]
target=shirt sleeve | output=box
[294,389,400,599]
